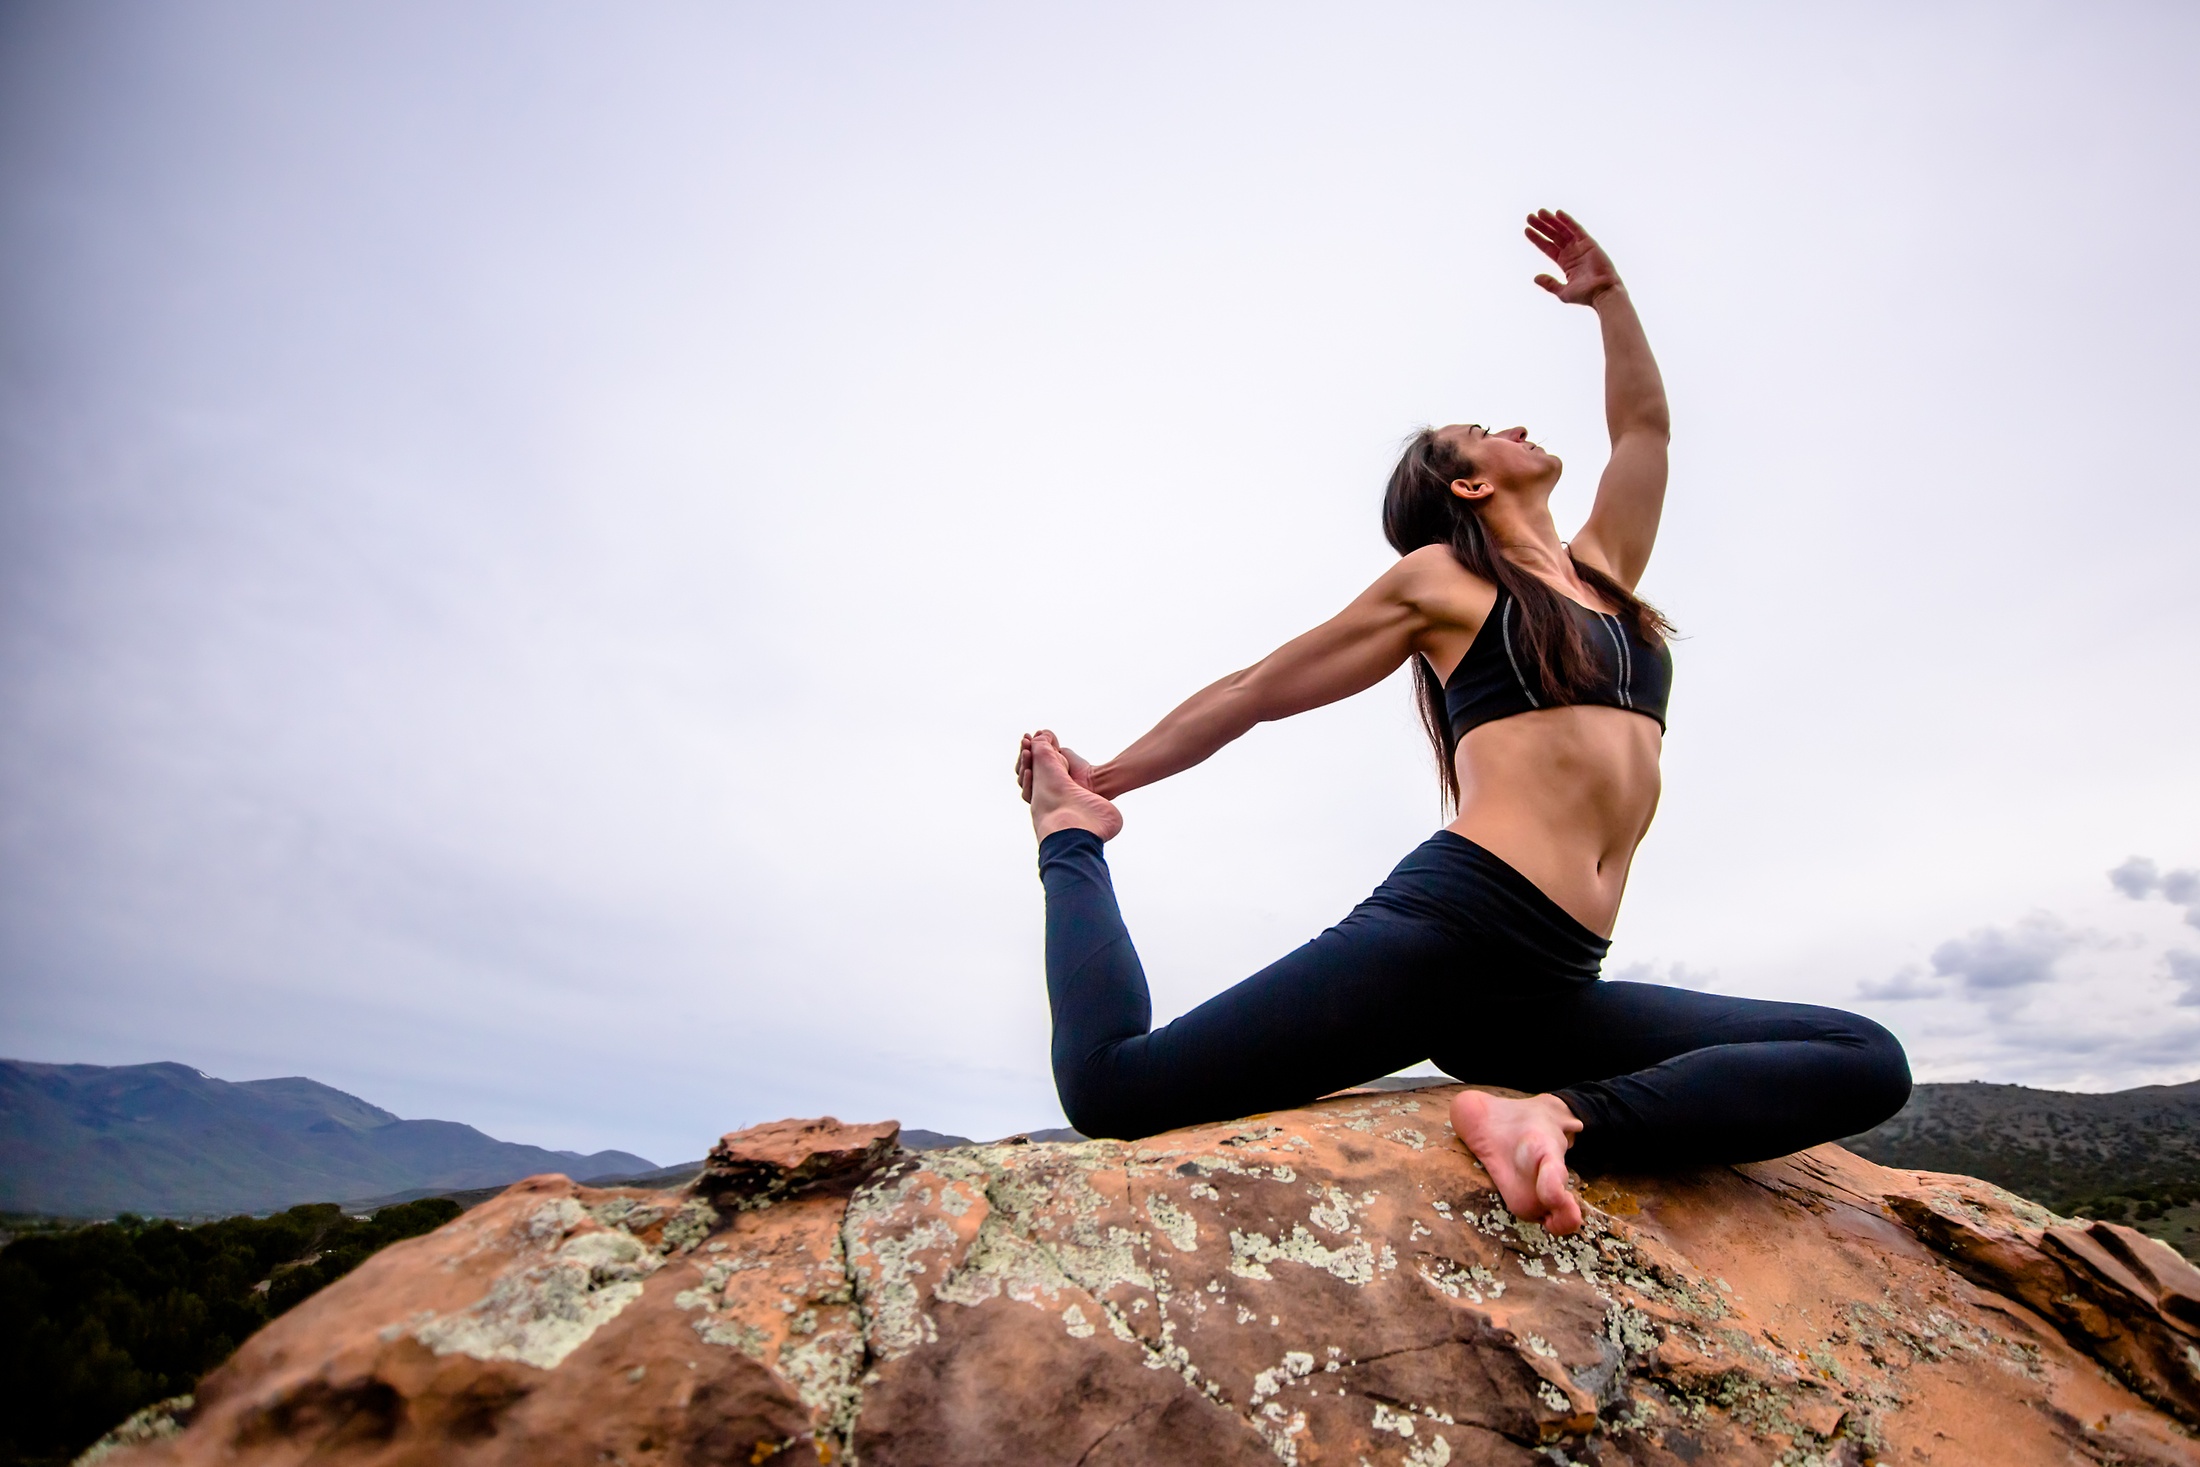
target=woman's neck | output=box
[1478,501,1572,580]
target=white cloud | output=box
[2111,856,2200,928]
[1857,967,1943,1002]
[1928,916,2083,997]
[2170,952,2200,1008]
[1845,862,2200,1091]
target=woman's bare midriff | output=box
[1446,705,1663,937]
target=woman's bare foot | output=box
[1024,731,1123,842]
[1016,729,1099,803]
[1449,1089,1585,1235]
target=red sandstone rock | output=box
[698,1117,900,1209]
[88,1090,2200,1466]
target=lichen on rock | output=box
[70,1396,192,1466]
[85,1093,2200,1467]
[413,1202,664,1369]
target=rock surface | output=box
[88,1085,2200,1465]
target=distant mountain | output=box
[33,1062,2187,1229]
[0,1061,654,1219]
[1844,1078,2200,1209]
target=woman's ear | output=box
[1449,478,1493,502]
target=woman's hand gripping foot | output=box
[1449,1089,1586,1235]
[1019,730,1123,843]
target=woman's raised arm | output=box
[1060,552,1447,800]
[1525,210,1671,591]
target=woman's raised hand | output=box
[1525,209,1622,306]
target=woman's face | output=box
[1438,423,1562,499]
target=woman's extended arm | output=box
[1523,210,1670,591]
[1080,554,1442,799]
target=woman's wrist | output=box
[1588,281,1629,309]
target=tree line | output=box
[0,1198,460,1467]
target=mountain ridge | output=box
[1843,1076,2200,1208]
[0,1060,653,1219]
[14,1062,2197,1236]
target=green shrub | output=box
[0,1198,459,1467]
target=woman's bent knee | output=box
[1843,1012,1913,1132]
[1054,1070,1150,1142]
[1059,1096,1133,1141]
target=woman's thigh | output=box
[1432,980,1893,1095]
[1089,904,1470,1135]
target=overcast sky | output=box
[3,2,2196,1166]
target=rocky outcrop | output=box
[87,1085,2200,1465]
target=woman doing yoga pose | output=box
[1014,209,1910,1236]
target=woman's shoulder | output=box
[1390,544,1495,597]
[1387,545,1500,633]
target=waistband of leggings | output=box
[1389,830,1610,976]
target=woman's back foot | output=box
[1025,731,1124,843]
[1449,1089,1585,1235]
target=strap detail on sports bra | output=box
[1498,598,1540,710]
[1443,590,1671,737]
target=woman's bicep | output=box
[1572,429,1668,589]
[1237,582,1423,723]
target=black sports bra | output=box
[1440,590,1672,737]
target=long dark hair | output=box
[1383,427,1673,811]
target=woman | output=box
[1014,209,1909,1236]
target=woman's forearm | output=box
[1594,286,1670,440]
[1091,672,1260,798]
[1084,557,1426,799]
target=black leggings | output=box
[1039,827,1911,1169]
